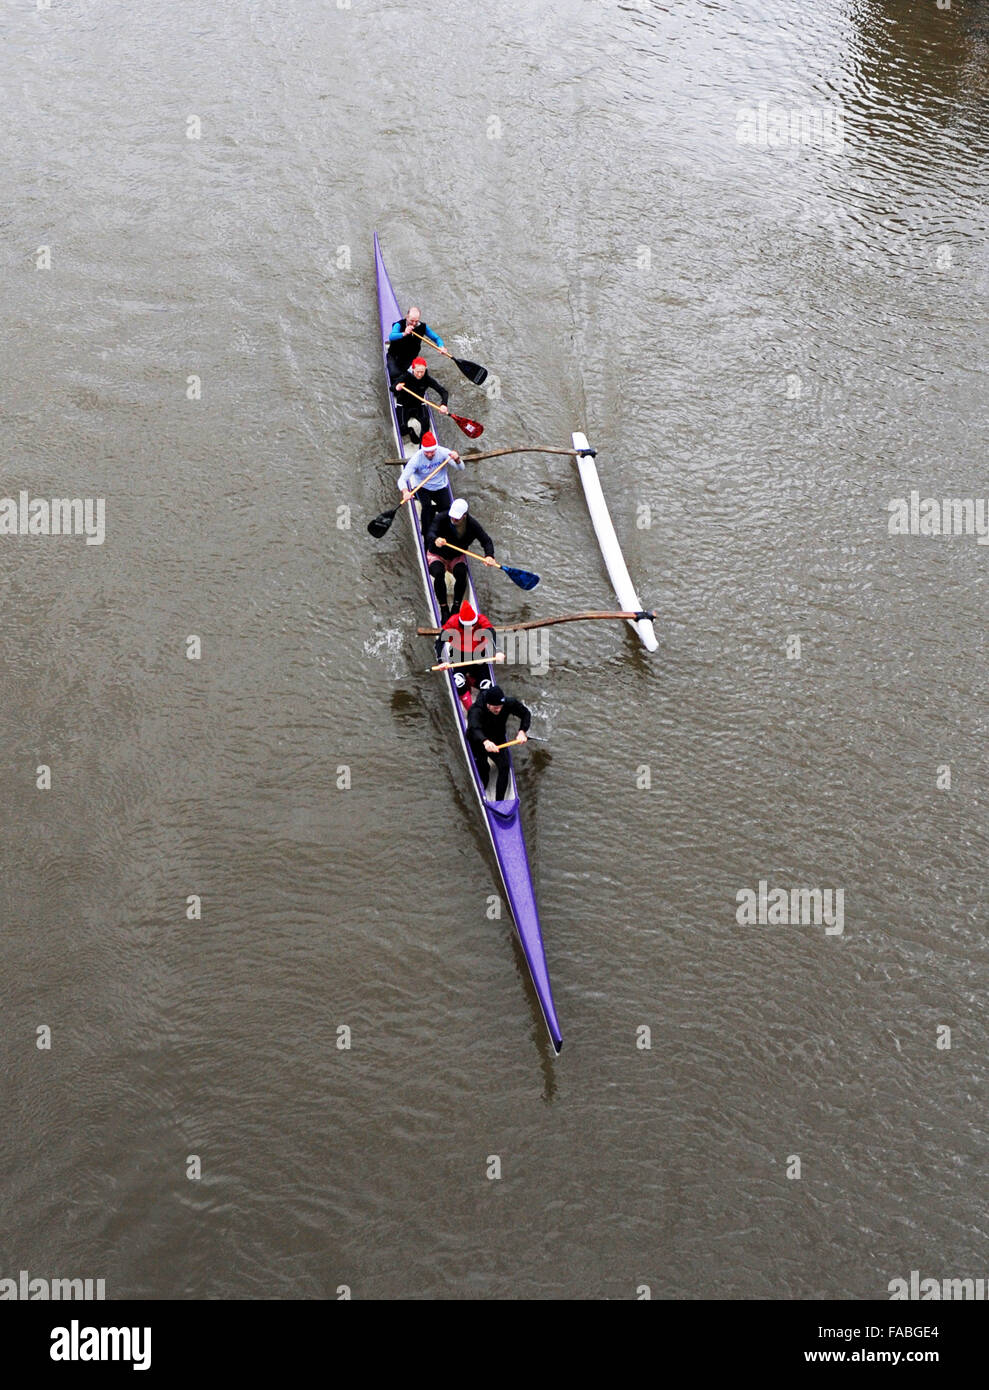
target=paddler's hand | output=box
[481,555,498,567]
[483,740,499,754]
[438,404,449,414]
[401,489,413,503]
[516,730,528,744]
[395,382,404,391]
[438,346,452,357]
[449,451,461,463]
[434,537,446,547]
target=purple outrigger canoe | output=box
[374,232,563,1053]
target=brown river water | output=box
[1,0,986,1298]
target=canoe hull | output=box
[374,232,562,1053]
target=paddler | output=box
[466,683,531,801]
[397,431,464,534]
[387,306,451,384]
[438,598,496,679]
[425,498,498,622]
[392,356,450,441]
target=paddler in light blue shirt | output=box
[397,430,464,532]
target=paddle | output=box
[367,458,449,538]
[493,736,527,751]
[397,385,483,439]
[417,608,656,635]
[432,539,539,591]
[411,331,487,386]
[429,652,507,672]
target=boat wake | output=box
[363,624,406,678]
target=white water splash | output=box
[363,624,408,678]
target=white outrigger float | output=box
[571,431,658,653]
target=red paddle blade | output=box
[452,413,484,438]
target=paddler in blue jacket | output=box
[397,431,464,533]
[387,306,451,384]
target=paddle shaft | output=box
[397,385,481,436]
[396,384,447,410]
[417,609,655,636]
[432,539,500,567]
[368,454,452,537]
[410,330,458,358]
[405,331,487,386]
[404,457,450,499]
[431,654,504,671]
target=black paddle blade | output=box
[455,356,487,386]
[367,507,398,538]
[502,565,540,591]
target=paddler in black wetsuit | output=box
[386,306,450,384]
[392,356,450,442]
[425,497,498,622]
[466,684,531,801]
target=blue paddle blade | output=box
[502,565,540,590]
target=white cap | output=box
[449,498,469,520]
